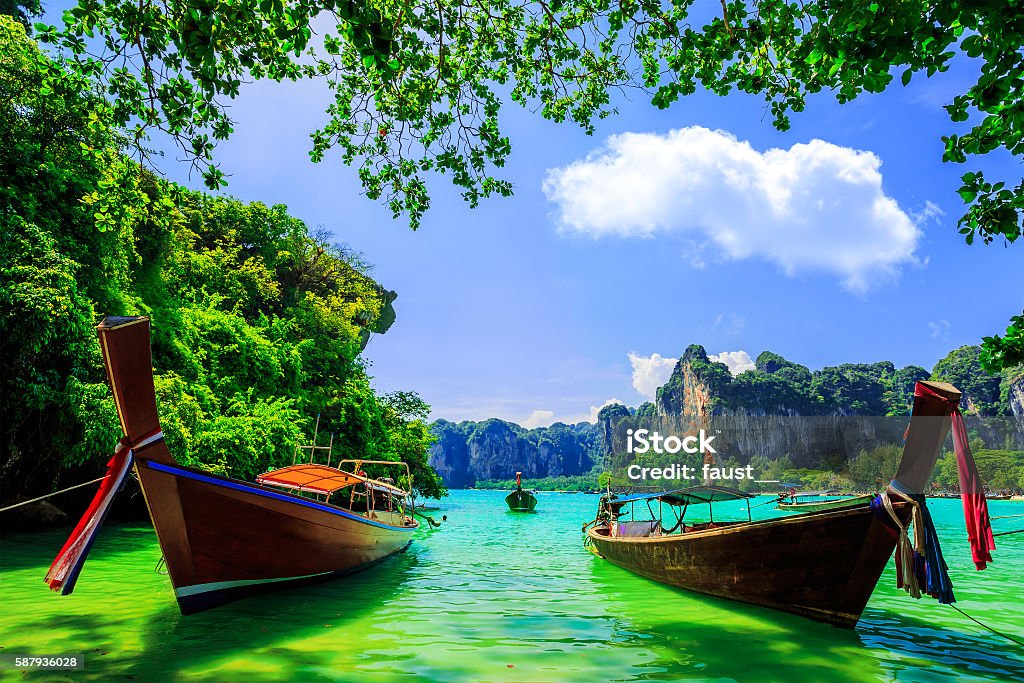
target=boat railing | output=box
[337,459,413,497]
[337,459,415,522]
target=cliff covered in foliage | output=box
[636,344,1023,469]
[0,19,444,511]
[655,344,1019,420]
[429,343,1022,486]
[428,420,601,487]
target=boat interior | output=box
[595,519,745,539]
[593,486,757,539]
[256,449,418,528]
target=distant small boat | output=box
[777,492,876,513]
[506,472,537,512]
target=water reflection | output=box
[0,492,1020,682]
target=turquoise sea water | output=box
[1,490,1022,682]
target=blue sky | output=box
[49,14,1022,425]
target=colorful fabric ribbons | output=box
[44,430,162,595]
[889,481,956,604]
[913,382,996,570]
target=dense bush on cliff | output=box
[0,19,443,502]
[428,418,601,487]
[931,345,1008,415]
[656,344,1015,419]
[636,402,658,418]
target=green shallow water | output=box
[1,491,1022,682]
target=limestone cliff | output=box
[428,419,599,487]
[638,344,1021,468]
[433,345,1022,483]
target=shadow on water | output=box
[0,524,159,572]
[585,557,1023,683]
[116,552,421,682]
[0,526,420,683]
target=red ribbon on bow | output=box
[914,383,995,570]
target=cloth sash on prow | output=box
[45,316,171,595]
[877,380,996,605]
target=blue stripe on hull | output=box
[143,460,417,532]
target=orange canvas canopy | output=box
[256,464,363,495]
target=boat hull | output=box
[587,502,908,628]
[777,493,876,513]
[505,490,537,512]
[135,458,416,614]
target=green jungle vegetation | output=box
[658,344,1021,417]
[0,17,445,502]
[4,0,1023,504]
[9,0,1022,358]
[473,467,603,493]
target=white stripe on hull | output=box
[174,572,334,598]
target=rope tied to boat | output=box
[907,383,995,570]
[0,477,108,513]
[877,490,922,599]
[876,483,956,604]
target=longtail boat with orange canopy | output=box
[584,380,997,628]
[45,316,419,614]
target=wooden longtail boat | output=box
[777,492,876,513]
[47,317,418,614]
[585,380,963,628]
[506,471,538,512]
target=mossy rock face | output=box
[428,419,602,488]
[655,344,1013,420]
[370,289,397,334]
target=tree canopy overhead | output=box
[20,0,1021,241]
[1,16,445,502]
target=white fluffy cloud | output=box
[629,352,678,400]
[521,409,557,428]
[543,127,922,291]
[709,350,756,375]
[518,398,625,427]
[630,350,753,400]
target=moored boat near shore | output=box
[45,317,419,614]
[585,380,996,628]
[506,472,538,512]
[777,492,876,513]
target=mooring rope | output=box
[992,528,1024,537]
[949,604,1024,647]
[991,512,1024,520]
[0,477,107,513]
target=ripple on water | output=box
[0,491,1021,682]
